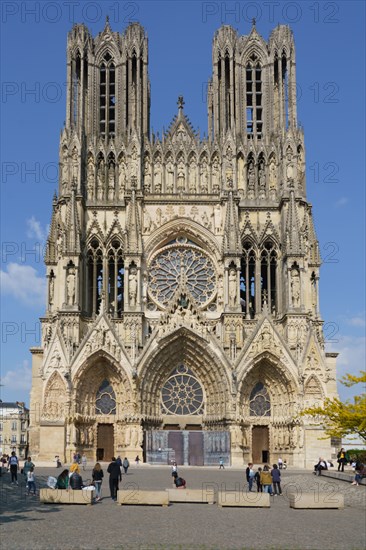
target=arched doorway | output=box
[139,328,231,465]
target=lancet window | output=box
[245,55,262,139]
[240,240,278,317]
[99,52,116,137]
[107,239,124,317]
[260,241,278,314]
[86,239,103,316]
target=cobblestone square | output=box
[1,466,365,550]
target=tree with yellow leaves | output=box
[301,371,366,442]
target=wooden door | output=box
[97,424,114,461]
[252,426,269,464]
[188,432,204,466]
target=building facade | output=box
[0,402,29,458]
[29,20,338,467]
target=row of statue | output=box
[59,145,305,198]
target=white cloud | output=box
[346,316,366,328]
[26,216,47,242]
[1,360,32,397]
[0,262,46,306]
[334,197,349,207]
[328,335,366,401]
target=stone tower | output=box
[29,20,337,468]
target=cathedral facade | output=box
[29,20,338,467]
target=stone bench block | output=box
[167,488,215,504]
[117,490,169,506]
[40,488,94,505]
[288,492,344,509]
[218,491,270,507]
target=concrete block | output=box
[167,488,215,504]
[288,492,344,509]
[117,490,169,506]
[40,488,94,505]
[218,491,270,507]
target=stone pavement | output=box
[1,465,365,550]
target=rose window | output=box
[149,240,216,307]
[249,382,271,416]
[161,365,204,415]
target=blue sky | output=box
[1,1,365,405]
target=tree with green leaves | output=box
[301,371,366,442]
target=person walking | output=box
[135,455,140,466]
[92,462,104,501]
[107,457,122,501]
[278,457,283,469]
[219,457,225,469]
[8,451,19,485]
[337,448,349,472]
[260,465,273,494]
[81,453,87,471]
[26,467,37,496]
[23,456,35,483]
[271,464,282,495]
[245,463,255,492]
[122,457,130,475]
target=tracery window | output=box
[99,52,116,137]
[260,241,277,314]
[86,239,103,316]
[107,239,124,317]
[245,55,262,139]
[249,382,271,416]
[161,365,204,415]
[95,379,116,415]
[240,241,256,318]
[149,238,216,308]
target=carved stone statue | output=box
[87,156,95,199]
[228,269,237,308]
[72,147,78,183]
[166,159,174,192]
[108,162,115,201]
[49,276,54,305]
[66,267,76,305]
[177,159,185,192]
[258,160,266,198]
[143,157,151,192]
[290,268,300,308]
[247,160,255,198]
[211,156,220,193]
[200,158,208,193]
[143,207,152,233]
[189,157,197,193]
[153,158,162,192]
[130,147,138,182]
[129,267,138,307]
[269,156,277,196]
[97,159,105,200]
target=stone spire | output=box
[223,191,241,255]
[45,195,58,264]
[126,189,142,253]
[285,187,302,256]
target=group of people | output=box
[246,463,282,495]
[54,455,133,501]
[1,452,37,495]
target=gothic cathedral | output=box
[29,20,338,467]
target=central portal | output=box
[97,424,114,461]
